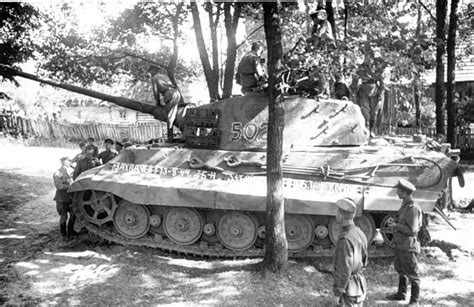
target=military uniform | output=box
[333,198,368,307]
[53,162,75,237]
[149,71,182,142]
[88,144,99,158]
[73,155,100,180]
[98,149,117,164]
[356,63,380,131]
[387,179,422,305]
[237,51,264,94]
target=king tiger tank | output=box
[69,94,464,258]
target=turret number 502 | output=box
[230,122,268,142]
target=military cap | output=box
[396,179,416,192]
[104,138,114,145]
[337,198,356,213]
[310,10,327,20]
[60,156,70,163]
[336,198,356,220]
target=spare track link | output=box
[72,199,393,259]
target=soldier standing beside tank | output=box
[115,141,124,153]
[386,179,422,306]
[87,137,99,158]
[333,198,368,307]
[148,65,182,142]
[71,141,86,166]
[98,138,117,164]
[53,157,75,239]
[236,42,266,94]
[73,145,100,180]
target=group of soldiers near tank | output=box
[53,139,423,306]
[333,179,422,306]
[53,137,128,240]
[51,8,421,305]
[235,8,384,136]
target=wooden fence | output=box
[379,125,437,137]
[5,117,168,143]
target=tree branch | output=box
[418,0,437,23]
[72,52,167,69]
[235,25,264,50]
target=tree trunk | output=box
[326,1,337,40]
[190,2,219,101]
[435,0,447,136]
[343,2,348,39]
[207,2,220,97]
[168,3,185,105]
[414,3,422,128]
[262,2,288,273]
[222,3,241,99]
[446,0,460,147]
[414,78,421,128]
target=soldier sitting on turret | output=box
[236,42,267,94]
[307,9,335,50]
[148,65,182,142]
[334,73,351,100]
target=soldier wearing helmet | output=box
[332,198,368,307]
[386,179,422,305]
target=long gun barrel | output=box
[0,64,157,115]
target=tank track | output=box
[72,198,393,259]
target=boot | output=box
[386,275,408,301]
[60,222,67,237]
[408,281,420,305]
[67,214,77,237]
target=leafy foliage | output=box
[35,2,194,87]
[0,3,39,83]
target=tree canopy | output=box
[0,3,39,84]
[0,1,471,110]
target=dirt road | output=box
[1,143,473,305]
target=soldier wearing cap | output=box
[98,138,117,164]
[333,198,368,307]
[236,42,266,94]
[73,145,101,180]
[309,9,334,41]
[53,156,75,239]
[115,141,124,153]
[386,179,422,305]
[148,65,182,142]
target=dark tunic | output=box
[89,144,99,158]
[334,81,351,100]
[393,199,422,253]
[98,149,117,164]
[393,199,422,281]
[73,156,100,180]
[237,51,262,93]
[333,224,368,306]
